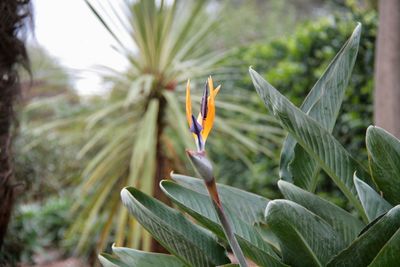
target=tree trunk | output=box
[151,95,172,253]
[0,0,30,249]
[374,0,400,138]
[0,90,15,248]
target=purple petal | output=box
[200,81,209,120]
[190,114,202,135]
[190,115,204,151]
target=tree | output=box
[0,0,31,249]
[374,0,400,138]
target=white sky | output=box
[31,0,129,95]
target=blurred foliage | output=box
[2,45,93,263]
[221,5,377,199]
[1,197,71,265]
[14,96,94,201]
[13,44,90,201]
[212,0,333,49]
[20,45,73,99]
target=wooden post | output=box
[374,0,400,138]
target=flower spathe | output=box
[186,76,220,151]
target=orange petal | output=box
[202,96,215,141]
[185,80,192,127]
[213,85,221,97]
[207,76,214,92]
[201,80,220,142]
[208,75,220,98]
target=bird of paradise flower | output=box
[185,76,248,267]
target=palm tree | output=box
[0,0,31,249]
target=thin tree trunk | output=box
[151,95,172,253]
[0,0,30,249]
[374,0,400,138]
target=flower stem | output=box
[205,179,248,267]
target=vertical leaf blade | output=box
[280,24,361,192]
[250,68,368,220]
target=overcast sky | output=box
[31,0,128,94]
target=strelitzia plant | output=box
[99,23,400,267]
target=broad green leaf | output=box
[99,246,187,267]
[327,205,400,267]
[99,253,128,267]
[160,180,287,267]
[121,187,230,267]
[278,180,364,245]
[366,126,400,205]
[265,200,346,267]
[171,173,269,225]
[354,173,392,222]
[250,68,368,221]
[280,23,361,192]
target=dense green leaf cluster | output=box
[220,8,377,198]
[100,23,400,266]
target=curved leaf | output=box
[366,126,400,205]
[280,23,361,192]
[171,173,269,225]
[354,173,392,222]
[368,227,400,266]
[99,253,128,267]
[99,246,187,267]
[160,180,287,267]
[121,187,230,267]
[250,67,368,221]
[327,205,400,267]
[265,200,346,267]
[278,180,364,245]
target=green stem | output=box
[205,179,248,267]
